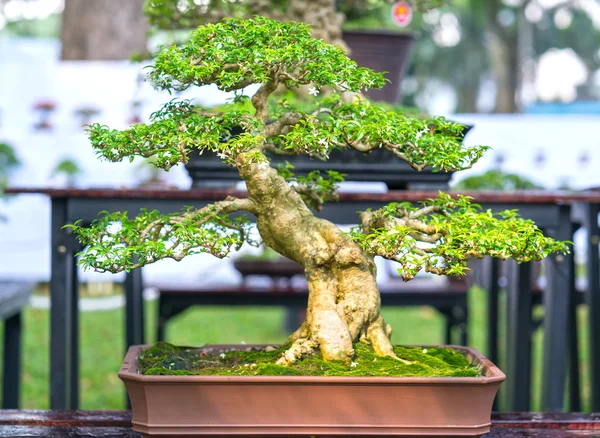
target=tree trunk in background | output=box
[485,0,519,113]
[488,31,519,113]
[287,0,346,48]
[61,0,148,60]
[456,82,479,113]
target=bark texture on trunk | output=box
[236,152,403,364]
[61,0,149,60]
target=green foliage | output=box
[351,192,570,280]
[277,162,345,211]
[86,99,261,169]
[453,169,543,191]
[138,342,479,377]
[73,15,566,283]
[148,16,385,93]
[67,206,257,273]
[281,96,486,171]
[86,18,474,173]
[267,91,422,120]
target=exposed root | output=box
[276,338,317,366]
[385,321,393,338]
[367,316,413,365]
[287,320,309,343]
[277,314,412,366]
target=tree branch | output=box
[251,80,278,123]
[140,196,257,241]
[410,205,448,219]
[292,184,327,211]
[263,144,299,156]
[70,196,258,273]
[277,164,345,212]
[353,193,570,280]
[263,112,305,138]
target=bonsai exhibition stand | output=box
[6,187,595,412]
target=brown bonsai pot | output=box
[342,30,415,104]
[120,344,504,436]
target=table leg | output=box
[2,312,21,409]
[541,205,574,412]
[125,268,144,349]
[70,248,80,409]
[284,308,305,334]
[157,293,166,342]
[505,260,532,411]
[487,258,500,366]
[50,197,79,409]
[567,247,580,412]
[444,312,453,345]
[586,203,600,411]
[460,298,469,346]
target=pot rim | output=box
[119,344,506,385]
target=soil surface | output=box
[138,342,481,377]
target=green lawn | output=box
[0,286,591,411]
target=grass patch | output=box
[139,342,479,377]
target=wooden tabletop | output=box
[1,411,599,437]
[6,187,600,204]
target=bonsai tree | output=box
[51,158,82,187]
[70,17,567,365]
[453,169,543,191]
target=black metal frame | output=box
[1,282,33,409]
[2,312,22,409]
[481,245,587,412]
[155,287,469,346]
[42,194,579,411]
[583,202,600,412]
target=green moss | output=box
[138,342,480,378]
[144,367,194,376]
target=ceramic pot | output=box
[120,344,504,436]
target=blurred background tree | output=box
[452,169,543,190]
[0,0,149,59]
[401,0,600,113]
[0,0,598,109]
[60,0,148,60]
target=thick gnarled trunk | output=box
[237,153,399,364]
